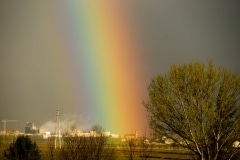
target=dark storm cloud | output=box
[0,0,240,133]
[130,1,240,76]
[0,1,79,131]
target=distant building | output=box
[124,131,138,139]
[43,131,51,139]
[25,122,39,134]
[110,134,119,138]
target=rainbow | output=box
[46,1,147,135]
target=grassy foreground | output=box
[0,135,193,160]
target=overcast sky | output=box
[0,1,240,135]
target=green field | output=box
[0,135,193,160]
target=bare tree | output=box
[46,137,55,160]
[91,124,104,135]
[143,62,240,160]
[122,138,138,160]
[138,129,154,160]
[58,125,117,160]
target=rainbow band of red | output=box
[46,1,146,134]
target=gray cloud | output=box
[0,1,239,133]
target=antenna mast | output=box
[55,109,62,149]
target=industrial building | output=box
[25,122,39,134]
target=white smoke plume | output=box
[40,113,94,133]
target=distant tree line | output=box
[2,126,156,160]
